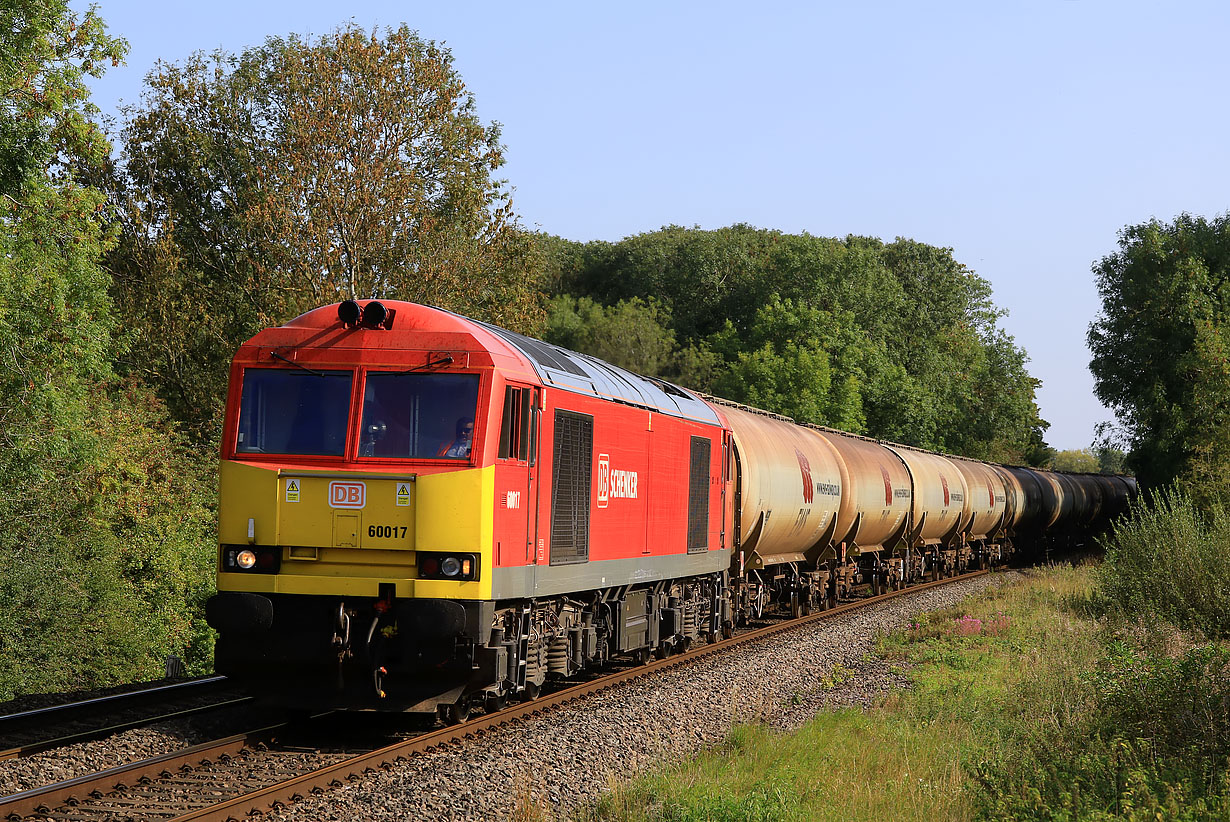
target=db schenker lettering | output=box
[609,468,638,499]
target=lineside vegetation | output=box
[578,499,1230,821]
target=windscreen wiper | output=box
[395,355,454,375]
[271,350,326,376]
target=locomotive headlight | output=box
[338,299,362,327]
[417,552,478,581]
[362,300,388,328]
[222,544,280,574]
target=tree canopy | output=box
[541,226,1050,464]
[1088,213,1230,498]
[109,26,544,440]
[0,0,214,700]
[1049,449,1101,474]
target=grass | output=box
[585,713,971,822]
[573,564,1230,822]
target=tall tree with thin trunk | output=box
[111,26,543,439]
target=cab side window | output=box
[498,386,536,462]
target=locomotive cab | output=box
[206,300,540,714]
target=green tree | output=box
[111,26,544,440]
[1094,444,1127,475]
[1088,213,1230,491]
[542,227,1049,463]
[1049,449,1101,473]
[543,295,717,388]
[0,0,215,698]
[710,296,868,430]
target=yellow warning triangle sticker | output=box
[397,483,409,495]
[287,480,299,491]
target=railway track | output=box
[1,570,986,822]
[0,678,252,762]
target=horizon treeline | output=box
[537,227,1052,466]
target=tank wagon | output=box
[206,300,1130,720]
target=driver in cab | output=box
[439,417,474,458]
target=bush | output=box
[1096,488,1230,639]
[974,640,1230,821]
[0,383,216,701]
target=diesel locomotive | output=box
[205,300,1134,721]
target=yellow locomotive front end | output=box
[205,300,521,716]
[216,460,494,602]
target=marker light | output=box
[417,552,479,581]
[236,550,257,569]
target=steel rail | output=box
[0,722,290,820]
[0,696,254,761]
[0,676,228,728]
[168,569,990,822]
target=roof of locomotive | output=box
[458,312,721,426]
[271,301,721,426]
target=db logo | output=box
[329,481,366,508]
[597,454,610,508]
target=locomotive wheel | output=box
[521,681,541,702]
[722,620,734,640]
[485,692,507,713]
[632,647,652,666]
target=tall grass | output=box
[585,715,974,822]
[1097,488,1230,638]
[975,492,1230,820]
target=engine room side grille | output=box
[688,436,711,554]
[550,410,593,565]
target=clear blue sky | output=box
[82,1,1230,451]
